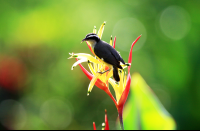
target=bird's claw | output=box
[97,71,104,74]
[97,69,111,74]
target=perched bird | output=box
[82,33,125,82]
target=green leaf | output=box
[123,73,176,130]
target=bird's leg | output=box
[97,69,111,74]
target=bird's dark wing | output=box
[109,46,125,64]
[94,41,125,68]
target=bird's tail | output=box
[113,66,120,82]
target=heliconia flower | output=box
[69,22,141,129]
[93,109,109,130]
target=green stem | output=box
[118,106,124,130]
[119,114,124,130]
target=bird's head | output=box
[81,33,100,43]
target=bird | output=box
[81,33,125,82]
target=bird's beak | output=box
[81,38,86,43]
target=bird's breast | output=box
[87,40,97,50]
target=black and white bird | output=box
[81,33,125,82]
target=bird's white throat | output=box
[86,40,97,50]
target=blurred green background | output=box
[0,0,199,130]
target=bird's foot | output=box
[97,71,104,74]
[97,69,110,74]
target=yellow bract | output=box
[108,69,127,103]
[109,35,112,46]
[97,21,106,39]
[88,73,101,95]
[93,26,96,34]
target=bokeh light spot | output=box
[159,5,191,40]
[112,17,147,52]
[40,98,72,129]
[0,99,27,130]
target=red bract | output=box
[113,36,116,49]
[93,110,109,130]
[128,35,141,73]
[104,110,109,130]
[93,122,96,130]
